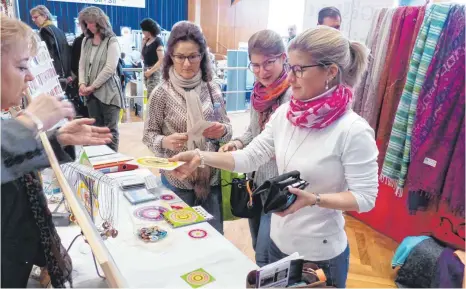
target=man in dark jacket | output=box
[30,5,72,87]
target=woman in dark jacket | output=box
[1,15,112,288]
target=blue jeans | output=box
[161,175,224,234]
[269,241,350,288]
[248,212,272,267]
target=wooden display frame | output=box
[25,41,127,288]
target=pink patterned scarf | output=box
[286,84,352,129]
[252,70,289,130]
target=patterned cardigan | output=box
[143,79,232,190]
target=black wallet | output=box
[253,171,309,214]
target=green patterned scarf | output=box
[380,3,452,196]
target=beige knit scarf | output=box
[169,67,210,199]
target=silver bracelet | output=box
[195,148,205,168]
[314,193,321,206]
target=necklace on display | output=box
[282,126,313,174]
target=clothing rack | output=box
[349,2,465,246]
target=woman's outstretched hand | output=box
[57,118,112,146]
[168,151,201,179]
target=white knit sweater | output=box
[231,103,379,261]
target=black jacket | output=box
[39,25,72,79]
[70,33,85,78]
[1,120,75,267]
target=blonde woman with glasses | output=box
[143,21,232,234]
[169,26,379,287]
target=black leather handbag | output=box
[227,174,263,218]
[253,170,309,214]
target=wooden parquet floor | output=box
[119,122,399,288]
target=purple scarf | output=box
[407,5,465,214]
[251,70,289,130]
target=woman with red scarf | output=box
[219,30,292,267]
[169,26,379,288]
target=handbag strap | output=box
[246,180,254,207]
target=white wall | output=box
[267,0,305,37]
[302,0,396,43]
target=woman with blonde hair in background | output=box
[1,14,112,288]
[169,26,378,287]
[220,29,291,267]
[78,6,124,151]
[143,21,232,234]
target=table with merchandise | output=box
[54,149,258,288]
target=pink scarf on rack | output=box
[286,84,352,129]
[251,70,289,130]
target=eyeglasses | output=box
[172,54,203,64]
[284,63,324,78]
[248,54,283,73]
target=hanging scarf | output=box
[251,70,290,130]
[375,6,425,169]
[442,118,465,216]
[353,8,388,115]
[406,5,465,215]
[380,3,452,196]
[359,8,395,129]
[22,173,73,288]
[169,67,211,199]
[286,84,352,129]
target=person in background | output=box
[318,6,342,30]
[168,26,378,288]
[130,45,142,80]
[30,5,72,88]
[220,30,292,267]
[78,6,124,151]
[140,18,164,99]
[143,21,232,234]
[120,52,132,93]
[69,25,88,118]
[287,24,297,45]
[1,14,112,288]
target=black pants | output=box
[87,95,120,151]
[1,243,46,288]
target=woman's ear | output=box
[327,64,339,80]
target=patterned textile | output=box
[353,8,388,115]
[251,70,290,131]
[144,70,162,100]
[395,238,444,288]
[406,5,465,214]
[442,118,465,216]
[286,85,351,129]
[375,6,425,169]
[359,8,395,129]
[22,173,73,288]
[380,3,452,196]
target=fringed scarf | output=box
[251,70,289,130]
[22,173,73,288]
[375,6,426,169]
[286,85,352,129]
[353,8,388,115]
[406,5,465,215]
[169,67,211,200]
[380,3,452,196]
[359,8,395,129]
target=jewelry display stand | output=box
[25,41,127,288]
